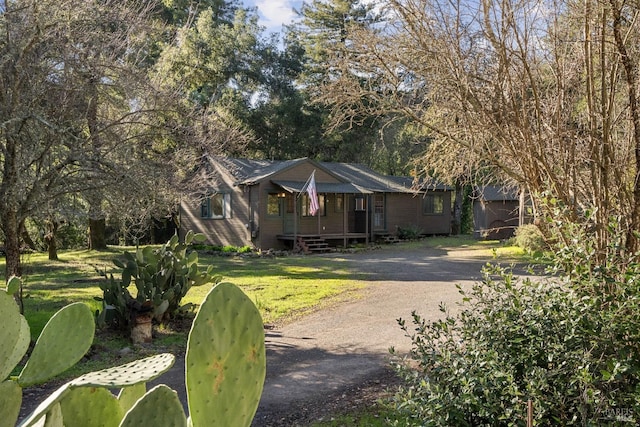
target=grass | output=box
[5,235,525,382]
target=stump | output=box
[131,313,152,344]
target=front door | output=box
[283,194,296,234]
[373,194,385,230]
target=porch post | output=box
[317,195,321,235]
[343,193,347,248]
[366,194,370,245]
[293,193,298,251]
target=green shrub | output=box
[397,225,424,240]
[391,264,640,426]
[513,224,546,253]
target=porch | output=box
[277,233,369,252]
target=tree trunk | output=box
[89,217,107,250]
[610,0,640,255]
[20,223,37,251]
[451,180,463,235]
[4,211,23,313]
[45,219,59,261]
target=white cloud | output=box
[254,0,299,33]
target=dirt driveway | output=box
[249,241,496,426]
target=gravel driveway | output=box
[250,242,493,425]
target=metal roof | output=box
[208,156,449,194]
[474,185,519,201]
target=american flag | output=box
[307,171,319,216]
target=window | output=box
[423,194,444,215]
[355,196,366,211]
[335,194,344,212]
[200,193,230,219]
[302,193,325,216]
[267,193,283,217]
[373,195,384,228]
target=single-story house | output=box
[179,156,452,251]
[473,185,530,240]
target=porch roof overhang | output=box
[272,180,373,194]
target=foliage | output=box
[96,232,220,331]
[459,184,474,235]
[391,263,640,426]
[16,281,266,427]
[314,0,640,255]
[1,278,95,427]
[513,224,547,254]
[396,225,424,240]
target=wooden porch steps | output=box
[296,236,331,253]
[376,232,401,244]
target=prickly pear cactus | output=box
[120,385,187,427]
[0,380,22,426]
[186,282,266,427]
[0,288,30,382]
[18,353,176,427]
[71,353,175,388]
[19,302,95,387]
[117,383,147,413]
[1,283,95,427]
[59,386,123,427]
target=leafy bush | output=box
[192,244,254,254]
[397,225,424,240]
[391,264,640,426]
[513,224,547,253]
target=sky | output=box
[243,0,304,36]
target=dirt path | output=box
[19,241,501,426]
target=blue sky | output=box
[243,0,304,35]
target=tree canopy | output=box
[311,0,640,259]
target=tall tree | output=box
[315,0,640,259]
[285,0,384,163]
[0,0,192,287]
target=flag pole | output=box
[295,170,317,252]
[297,170,315,199]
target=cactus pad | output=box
[120,385,187,427]
[0,380,22,427]
[186,282,266,427]
[118,383,147,413]
[18,302,95,387]
[42,403,63,427]
[0,290,30,381]
[71,353,175,387]
[59,386,123,427]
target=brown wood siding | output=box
[385,192,452,235]
[179,186,252,247]
[473,199,520,238]
[179,158,453,248]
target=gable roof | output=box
[474,185,519,201]
[209,156,449,194]
[210,156,304,184]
